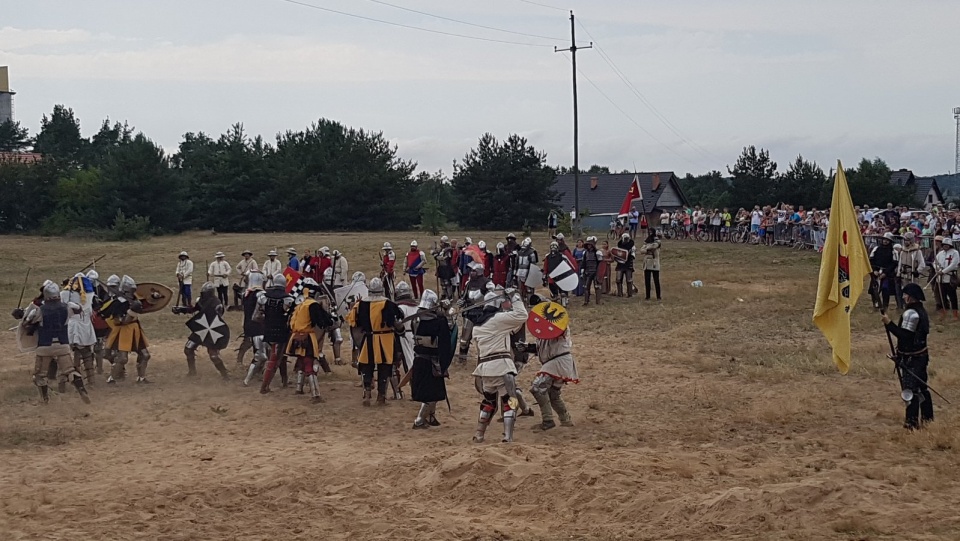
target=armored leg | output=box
[531,374,556,430]
[294,358,305,394]
[93,339,104,373]
[501,395,517,443]
[389,364,403,400]
[57,355,90,404]
[184,344,198,376]
[616,271,625,297]
[308,373,323,404]
[208,348,229,379]
[236,336,252,366]
[76,346,96,385]
[108,351,129,383]
[136,349,151,383]
[33,355,52,402]
[260,344,281,393]
[376,364,390,405]
[626,270,634,298]
[413,402,431,429]
[360,361,374,406]
[330,329,344,365]
[549,386,573,426]
[473,392,498,443]
[458,319,474,363]
[317,355,332,374]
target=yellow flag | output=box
[813,161,871,374]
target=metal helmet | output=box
[419,289,439,310]
[368,277,385,295]
[86,269,99,282]
[352,271,367,284]
[302,278,320,295]
[395,281,413,301]
[382,242,393,250]
[272,274,287,288]
[43,281,61,301]
[470,262,485,274]
[496,242,504,250]
[506,233,517,240]
[893,243,903,252]
[200,282,216,297]
[106,274,121,287]
[556,233,565,241]
[586,235,598,244]
[320,246,330,255]
[550,241,559,252]
[903,231,916,241]
[521,237,532,248]
[120,275,137,296]
[440,235,449,243]
[410,240,418,247]
[464,236,473,245]
[247,271,265,289]
[332,249,341,258]
[485,281,496,292]
[622,232,631,241]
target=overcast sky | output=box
[3,0,959,177]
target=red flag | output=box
[283,267,303,294]
[618,175,643,217]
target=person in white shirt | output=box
[234,250,259,307]
[331,250,349,287]
[261,250,283,287]
[175,251,194,307]
[934,238,960,320]
[208,252,232,305]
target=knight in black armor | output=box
[432,236,458,301]
[259,274,295,393]
[581,236,603,305]
[409,290,455,429]
[883,283,933,430]
[457,262,492,363]
[616,233,637,298]
[180,282,230,379]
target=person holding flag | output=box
[813,162,871,376]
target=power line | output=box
[277,0,555,48]
[576,18,719,161]
[517,0,567,12]
[560,52,708,170]
[362,0,568,43]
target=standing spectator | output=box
[750,205,763,239]
[721,208,732,241]
[547,210,560,238]
[710,209,722,242]
[600,240,613,294]
[639,212,648,237]
[175,251,194,307]
[608,216,617,240]
[934,238,960,321]
[628,206,640,238]
[286,248,299,271]
[659,210,671,235]
[640,230,662,301]
[208,252,231,305]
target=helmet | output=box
[286,247,297,255]
[902,282,926,302]
[484,290,505,309]
[586,236,598,244]
[368,277,385,295]
[410,240,418,247]
[395,281,413,301]
[43,282,61,301]
[550,241,559,252]
[247,271,264,289]
[883,232,895,241]
[200,282,216,296]
[440,235,449,243]
[478,240,486,250]
[556,233,565,241]
[464,237,473,245]
[106,274,121,287]
[272,274,287,288]
[352,271,366,284]
[496,242,504,250]
[521,237,532,248]
[86,269,99,281]
[893,244,903,252]
[320,246,330,256]
[470,262,484,273]
[382,242,393,250]
[485,281,496,292]
[903,231,915,241]
[506,233,517,240]
[528,293,546,306]
[419,289,439,310]
[332,250,342,257]
[120,275,137,296]
[622,233,631,240]
[302,278,320,294]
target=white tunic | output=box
[261,259,283,282]
[472,295,527,378]
[61,289,97,347]
[935,248,960,283]
[536,329,580,383]
[397,303,419,371]
[208,260,231,287]
[176,259,194,285]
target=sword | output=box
[16,267,31,310]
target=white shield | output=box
[334,281,368,316]
[549,259,580,292]
[524,265,543,289]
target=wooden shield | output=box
[136,282,174,314]
[610,247,629,264]
[548,259,580,292]
[16,320,39,353]
[527,301,569,340]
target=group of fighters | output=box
[11,236,581,443]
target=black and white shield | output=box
[186,313,231,349]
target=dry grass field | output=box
[2,231,960,540]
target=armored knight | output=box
[457,262,492,363]
[315,268,345,367]
[409,290,455,429]
[380,242,397,300]
[525,295,578,431]
[62,273,98,384]
[258,274,295,393]
[616,233,637,298]
[432,236,458,301]
[581,236,603,305]
[471,289,528,443]
[180,282,231,379]
[240,272,269,386]
[345,277,404,406]
[285,278,335,403]
[17,282,91,403]
[394,280,419,399]
[101,275,151,384]
[514,237,538,298]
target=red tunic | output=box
[382,252,396,274]
[493,255,508,286]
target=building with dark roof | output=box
[553,172,689,231]
[889,168,943,209]
[920,173,960,203]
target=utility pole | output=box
[555,11,591,237]
[954,107,960,174]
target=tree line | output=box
[0,107,920,237]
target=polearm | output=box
[881,309,951,404]
[78,254,107,276]
[16,267,32,309]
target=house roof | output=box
[553,172,687,215]
[0,152,41,164]
[922,173,960,199]
[889,169,915,187]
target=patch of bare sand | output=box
[2,236,960,540]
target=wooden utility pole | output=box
[555,11,591,237]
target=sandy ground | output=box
[2,232,960,540]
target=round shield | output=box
[136,282,174,314]
[527,301,569,340]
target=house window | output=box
[928,194,933,203]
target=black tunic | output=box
[410,313,454,403]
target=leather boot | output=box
[616,282,623,297]
[211,356,230,380]
[73,377,91,404]
[549,387,574,426]
[627,281,634,298]
[236,338,251,366]
[376,393,387,406]
[362,389,372,407]
[317,355,332,374]
[583,289,590,306]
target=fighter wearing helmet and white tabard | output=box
[513,237,539,299]
[62,273,99,385]
[393,280,419,399]
[470,288,528,443]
